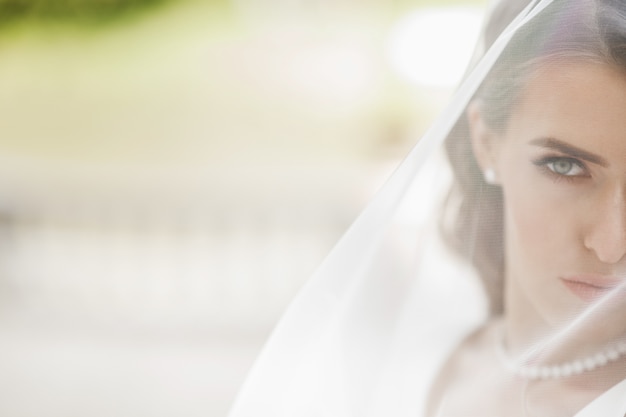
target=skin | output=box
[474,60,626,354]
[428,60,626,416]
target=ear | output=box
[467,100,501,183]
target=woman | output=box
[429,0,626,415]
[230,0,626,416]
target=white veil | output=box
[229,0,626,416]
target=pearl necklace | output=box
[496,333,626,380]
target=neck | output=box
[502,274,551,358]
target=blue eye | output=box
[546,158,585,176]
[532,156,589,180]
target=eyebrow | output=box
[529,138,608,167]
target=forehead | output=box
[506,61,626,156]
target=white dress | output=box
[574,379,626,417]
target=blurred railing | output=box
[0,189,356,331]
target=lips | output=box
[560,274,626,302]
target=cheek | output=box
[498,159,578,274]
[504,182,556,269]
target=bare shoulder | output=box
[423,320,499,417]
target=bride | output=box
[230,0,626,416]
[428,0,626,415]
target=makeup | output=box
[560,275,626,302]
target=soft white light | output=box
[388,7,484,88]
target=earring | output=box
[483,168,498,185]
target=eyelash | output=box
[531,156,590,183]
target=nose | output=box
[584,187,626,264]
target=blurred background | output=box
[0,0,486,415]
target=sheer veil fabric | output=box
[229,0,626,416]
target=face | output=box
[474,61,626,353]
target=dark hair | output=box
[443,0,626,315]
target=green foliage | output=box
[0,0,173,25]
